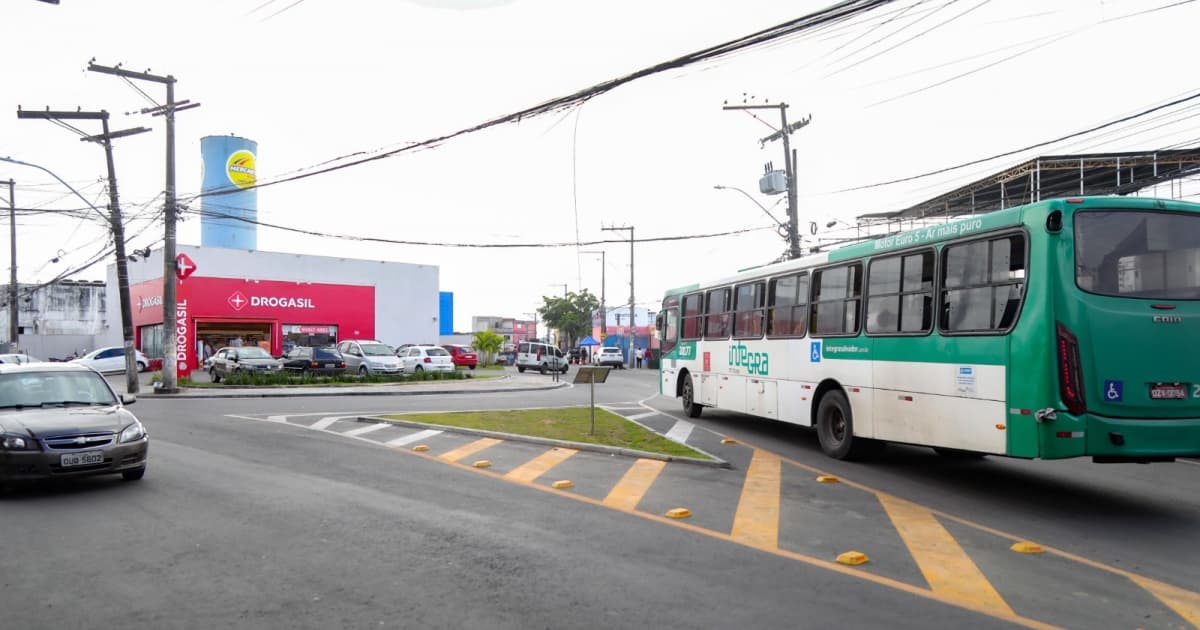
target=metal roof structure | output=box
[857,147,1200,222]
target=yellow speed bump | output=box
[665,508,692,519]
[816,475,840,483]
[551,480,574,489]
[412,444,430,452]
[836,551,869,566]
[721,438,737,444]
[1010,541,1045,554]
[472,460,492,469]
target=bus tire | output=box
[816,390,882,460]
[681,374,702,418]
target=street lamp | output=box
[713,185,786,228]
[580,250,606,343]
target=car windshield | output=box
[425,347,449,356]
[238,347,273,359]
[361,343,393,356]
[0,371,117,408]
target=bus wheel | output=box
[932,447,986,460]
[816,390,881,460]
[681,374,702,418]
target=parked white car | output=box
[337,340,402,375]
[594,347,625,368]
[71,347,149,373]
[397,344,454,374]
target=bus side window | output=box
[811,263,862,336]
[681,293,703,340]
[768,273,808,337]
[940,234,1026,333]
[704,288,730,339]
[733,281,765,338]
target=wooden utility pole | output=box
[4,180,15,349]
[16,107,149,394]
[88,62,199,394]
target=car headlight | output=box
[119,421,146,444]
[1,434,38,451]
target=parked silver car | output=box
[0,362,148,490]
[337,340,402,375]
[208,346,283,382]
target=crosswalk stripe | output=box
[1128,575,1200,627]
[603,459,667,511]
[504,448,578,483]
[626,411,657,421]
[343,423,390,437]
[878,494,1014,617]
[730,449,781,549]
[387,429,443,447]
[439,437,503,463]
[664,419,694,443]
[309,416,346,431]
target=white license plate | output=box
[1149,383,1188,400]
[61,451,104,467]
[325,363,336,368]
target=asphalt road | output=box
[3,367,1198,629]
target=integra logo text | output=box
[728,342,769,376]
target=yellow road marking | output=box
[603,459,667,511]
[1129,575,1200,628]
[504,448,578,483]
[878,494,1015,618]
[404,448,1061,630]
[730,449,781,549]
[438,437,502,463]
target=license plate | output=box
[61,451,104,467]
[325,363,336,368]
[1149,383,1188,400]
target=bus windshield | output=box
[1075,210,1200,300]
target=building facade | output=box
[103,244,438,376]
[0,280,108,359]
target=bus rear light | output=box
[1066,198,1084,204]
[1055,431,1084,438]
[1056,322,1087,415]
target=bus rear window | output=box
[1076,211,1200,300]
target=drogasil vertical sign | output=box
[226,150,257,189]
[175,299,191,377]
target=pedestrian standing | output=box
[635,346,644,369]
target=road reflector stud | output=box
[412,444,430,452]
[551,480,574,489]
[665,508,692,519]
[836,551,869,566]
[472,460,492,469]
[721,438,737,444]
[816,475,840,483]
[1011,541,1044,554]
[995,423,1007,430]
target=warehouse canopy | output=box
[858,148,1200,222]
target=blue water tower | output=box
[201,135,258,250]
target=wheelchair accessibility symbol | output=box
[1103,380,1123,402]
[810,341,822,363]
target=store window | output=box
[282,324,339,351]
[139,324,163,358]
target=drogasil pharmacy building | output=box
[101,244,439,378]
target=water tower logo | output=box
[226,150,257,189]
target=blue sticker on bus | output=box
[810,341,822,363]
[1103,380,1123,402]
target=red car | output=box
[441,344,478,370]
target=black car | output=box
[280,346,347,376]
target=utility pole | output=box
[581,250,605,343]
[17,107,150,394]
[723,101,811,259]
[602,225,634,368]
[89,62,199,394]
[4,180,16,350]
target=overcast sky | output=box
[2,0,1198,332]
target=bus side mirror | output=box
[655,312,665,339]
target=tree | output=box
[472,330,504,367]
[538,290,600,350]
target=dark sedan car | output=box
[0,363,148,490]
[280,346,347,376]
[208,346,283,382]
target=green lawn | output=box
[382,407,711,460]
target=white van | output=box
[516,341,568,374]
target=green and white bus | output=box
[656,196,1200,462]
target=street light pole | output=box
[581,250,605,343]
[601,225,635,369]
[4,180,16,350]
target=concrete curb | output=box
[144,378,571,399]
[357,414,731,469]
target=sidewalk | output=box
[104,368,571,399]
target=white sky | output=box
[2,0,1198,332]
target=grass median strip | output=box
[382,407,711,460]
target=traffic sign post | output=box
[573,366,611,435]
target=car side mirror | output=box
[120,393,137,405]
